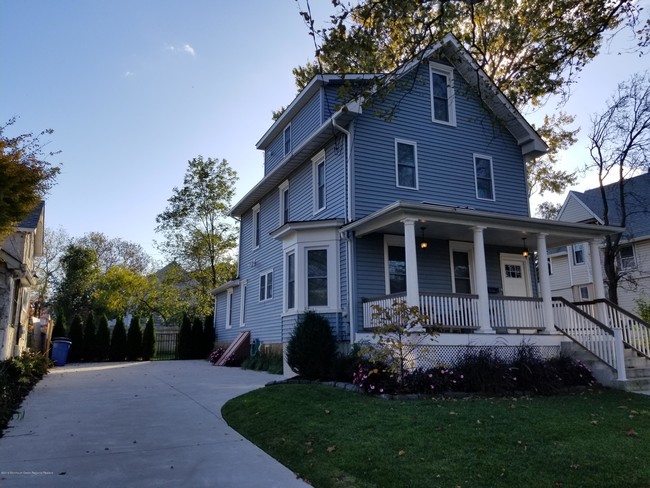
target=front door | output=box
[500,255,531,297]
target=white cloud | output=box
[123,71,135,78]
[183,44,195,56]
[165,43,196,57]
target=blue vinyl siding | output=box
[353,66,528,219]
[264,91,323,175]
[323,84,344,120]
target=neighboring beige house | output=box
[551,172,650,315]
[0,202,45,359]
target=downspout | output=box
[331,116,357,343]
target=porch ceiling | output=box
[341,201,624,249]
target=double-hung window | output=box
[259,270,273,301]
[395,139,418,189]
[286,252,296,310]
[573,243,585,265]
[307,249,328,307]
[283,125,291,156]
[474,154,495,200]
[239,281,247,327]
[430,63,456,125]
[279,181,289,226]
[225,288,233,329]
[313,151,326,213]
[618,244,636,270]
[252,204,261,249]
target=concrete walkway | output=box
[0,361,310,488]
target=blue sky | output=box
[1,0,648,261]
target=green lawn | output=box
[222,385,650,488]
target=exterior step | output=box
[618,377,650,392]
[625,367,650,379]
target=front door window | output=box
[452,251,472,294]
[388,245,406,294]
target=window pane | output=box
[432,72,449,122]
[308,250,328,307]
[241,285,246,323]
[388,245,406,294]
[284,127,291,155]
[433,99,449,122]
[475,157,493,199]
[397,142,416,188]
[432,72,447,98]
[398,166,415,188]
[397,143,415,166]
[477,178,493,199]
[266,272,273,299]
[453,251,472,294]
[259,275,266,301]
[287,253,295,309]
[317,162,325,208]
[283,189,289,224]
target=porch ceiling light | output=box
[420,227,428,250]
[522,237,529,258]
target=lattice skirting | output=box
[410,344,561,370]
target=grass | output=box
[222,384,650,488]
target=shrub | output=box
[353,360,399,395]
[95,315,111,361]
[109,317,128,361]
[454,348,512,395]
[67,315,84,363]
[241,348,284,375]
[209,347,240,367]
[52,314,66,338]
[191,317,204,359]
[142,316,156,361]
[178,314,192,359]
[286,312,336,380]
[82,312,96,361]
[126,316,143,361]
[203,315,216,357]
[330,345,360,382]
[0,352,52,436]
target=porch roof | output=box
[341,201,624,249]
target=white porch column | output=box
[536,233,555,333]
[589,238,606,300]
[472,226,493,333]
[402,218,420,308]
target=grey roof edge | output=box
[210,279,240,296]
[556,191,602,224]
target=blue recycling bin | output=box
[51,338,72,366]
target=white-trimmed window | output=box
[283,124,291,156]
[239,281,247,327]
[307,248,328,307]
[449,241,475,294]
[430,62,456,125]
[252,204,261,249]
[279,180,289,226]
[395,139,418,189]
[313,151,326,213]
[474,154,495,200]
[573,243,585,265]
[259,270,273,301]
[618,244,636,270]
[579,286,590,300]
[225,288,233,329]
[384,235,406,294]
[286,252,296,310]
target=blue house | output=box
[213,34,650,389]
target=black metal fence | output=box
[154,330,179,360]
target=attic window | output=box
[429,62,456,126]
[283,125,291,156]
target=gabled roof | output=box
[568,172,650,239]
[16,200,45,231]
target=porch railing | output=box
[552,297,624,376]
[574,299,650,360]
[362,293,545,331]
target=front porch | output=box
[363,292,546,333]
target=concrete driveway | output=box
[0,361,310,488]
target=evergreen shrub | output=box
[96,315,111,361]
[286,311,336,380]
[126,316,143,361]
[67,315,84,363]
[178,314,192,359]
[109,317,128,361]
[142,316,156,361]
[82,312,96,361]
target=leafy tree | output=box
[76,232,152,274]
[536,201,563,220]
[155,156,238,317]
[142,316,156,361]
[295,0,648,198]
[96,314,111,361]
[178,314,193,360]
[585,71,650,304]
[93,265,153,318]
[203,314,215,357]
[67,314,84,363]
[53,244,99,320]
[82,311,96,362]
[0,118,60,242]
[126,316,143,361]
[52,313,67,338]
[109,316,128,361]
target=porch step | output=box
[561,341,650,393]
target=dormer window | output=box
[429,62,456,126]
[283,125,291,156]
